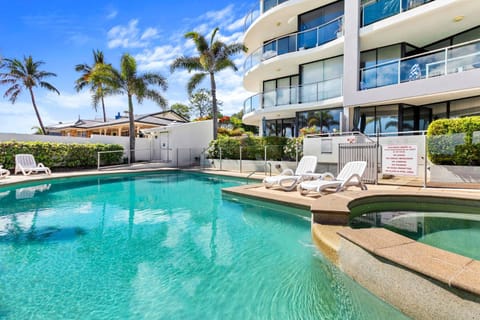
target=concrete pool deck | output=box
[2,167,480,319]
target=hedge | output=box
[0,141,124,170]
[207,135,298,161]
[427,116,480,165]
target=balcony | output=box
[361,0,434,26]
[360,39,480,90]
[244,77,343,114]
[244,16,344,72]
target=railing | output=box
[361,0,434,26]
[244,16,344,72]
[244,9,260,32]
[244,76,343,114]
[359,38,480,90]
[263,0,290,13]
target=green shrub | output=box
[427,116,480,165]
[0,141,124,170]
[207,136,291,161]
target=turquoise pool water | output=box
[351,211,480,260]
[0,172,408,319]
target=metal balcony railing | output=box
[359,38,480,90]
[244,76,343,113]
[361,0,435,26]
[244,16,344,72]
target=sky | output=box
[0,0,257,133]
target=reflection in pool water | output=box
[0,172,408,319]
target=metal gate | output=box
[338,142,378,184]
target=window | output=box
[297,108,342,134]
[300,56,343,102]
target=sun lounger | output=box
[14,154,51,176]
[263,155,317,191]
[0,165,10,178]
[298,161,367,195]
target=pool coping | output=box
[310,190,480,297]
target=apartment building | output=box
[242,0,480,137]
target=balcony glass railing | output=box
[263,0,289,13]
[244,16,344,72]
[361,0,434,26]
[359,39,480,90]
[244,77,343,114]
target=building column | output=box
[343,0,361,107]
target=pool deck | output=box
[2,166,480,311]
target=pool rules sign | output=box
[382,145,418,176]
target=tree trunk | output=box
[128,94,136,163]
[210,72,218,140]
[28,87,46,135]
[101,96,107,122]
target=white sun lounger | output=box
[14,154,51,176]
[298,161,367,195]
[263,155,317,191]
[0,165,10,178]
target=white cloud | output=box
[140,27,158,41]
[135,45,182,72]
[106,10,118,20]
[107,19,159,49]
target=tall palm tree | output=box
[171,27,246,140]
[75,49,111,122]
[0,55,59,135]
[98,53,167,162]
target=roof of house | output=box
[46,110,188,130]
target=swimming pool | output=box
[0,172,408,319]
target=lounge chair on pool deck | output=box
[14,154,51,176]
[0,165,10,178]
[263,155,317,191]
[298,161,367,195]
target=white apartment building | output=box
[242,0,480,137]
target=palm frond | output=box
[215,59,237,72]
[187,73,207,95]
[185,31,209,53]
[142,73,168,91]
[145,89,168,109]
[39,81,60,95]
[170,56,203,73]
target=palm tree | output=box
[75,49,111,122]
[171,27,246,140]
[99,53,167,162]
[0,55,59,135]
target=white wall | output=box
[143,120,214,167]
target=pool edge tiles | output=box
[308,189,480,320]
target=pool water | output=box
[350,211,480,260]
[0,172,408,319]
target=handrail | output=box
[305,131,376,143]
[244,76,343,114]
[244,15,344,72]
[246,171,257,184]
[360,37,480,89]
[360,38,480,73]
[361,0,434,26]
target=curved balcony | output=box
[244,77,343,114]
[244,16,344,73]
[360,38,480,90]
[243,0,291,32]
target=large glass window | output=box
[301,56,343,102]
[356,105,398,135]
[299,1,344,31]
[360,45,401,89]
[264,118,296,137]
[262,75,299,108]
[297,108,342,134]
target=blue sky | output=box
[0,0,256,133]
